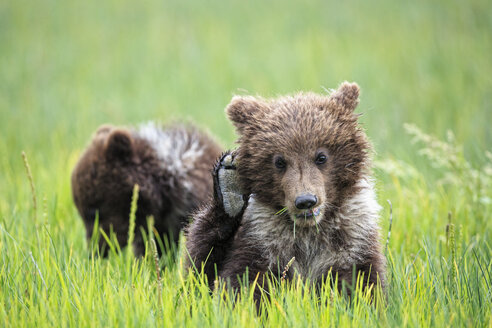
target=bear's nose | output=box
[295,194,318,210]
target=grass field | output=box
[1,0,491,326]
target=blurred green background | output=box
[1,0,491,219]
[1,0,490,166]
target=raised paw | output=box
[213,151,247,218]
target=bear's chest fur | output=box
[240,180,381,280]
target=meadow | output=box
[0,0,491,326]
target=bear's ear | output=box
[96,124,114,136]
[226,96,267,134]
[327,82,360,113]
[104,129,133,161]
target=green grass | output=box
[0,0,491,326]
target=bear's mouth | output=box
[295,207,321,219]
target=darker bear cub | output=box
[186,82,386,302]
[72,122,222,257]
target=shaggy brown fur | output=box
[186,82,385,302]
[72,122,222,256]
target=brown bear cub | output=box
[186,82,385,301]
[72,122,222,257]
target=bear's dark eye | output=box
[274,156,287,169]
[315,153,327,165]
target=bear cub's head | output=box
[71,125,164,254]
[227,82,370,227]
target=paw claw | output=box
[213,150,246,217]
[222,154,233,167]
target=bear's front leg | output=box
[332,252,386,299]
[186,151,248,285]
[218,246,273,307]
